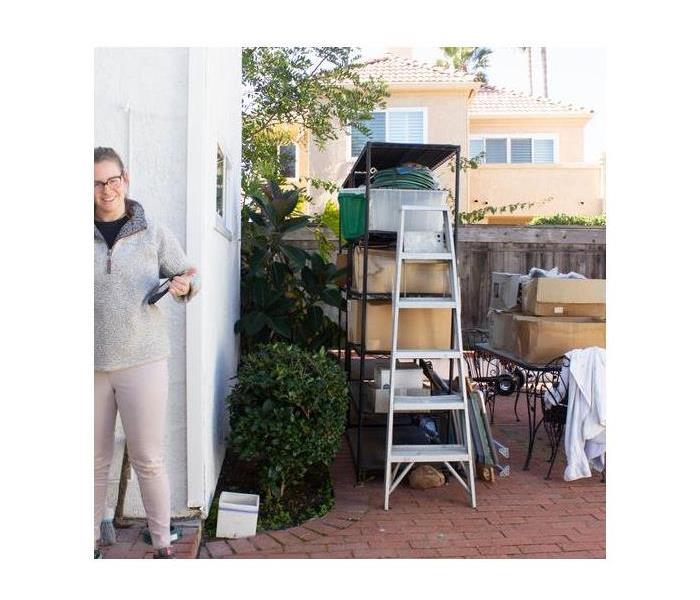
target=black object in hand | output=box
[147,278,172,305]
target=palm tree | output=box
[540,47,549,98]
[436,47,492,83]
[519,47,534,95]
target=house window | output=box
[279,144,298,179]
[216,146,225,218]
[533,138,554,163]
[485,138,507,163]
[215,144,233,238]
[469,134,557,164]
[349,109,426,159]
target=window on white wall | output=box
[469,134,557,164]
[216,146,225,218]
[215,144,233,238]
[278,144,298,179]
[349,109,426,158]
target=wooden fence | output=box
[457,225,606,328]
[286,225,607,329]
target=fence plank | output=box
[286,225,606,329]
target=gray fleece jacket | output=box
[94,200,200,372]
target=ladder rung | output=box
[397,298,457,309]
[394,350,462,360]
[390,444,470,463]
[393,395,465,411]
[400,252,453,260]
[400,205,450,212]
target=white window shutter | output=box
[511,138,532,163]
[485,138,507,163]
[533,138,555,163]
[351,112,386,157]
[387,111,424,144]
[469,139,484,159]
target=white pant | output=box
[94,359,171,549]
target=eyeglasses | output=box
[94,174,123,191]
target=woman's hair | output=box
[94,146,131,215]
[94,147,125,172]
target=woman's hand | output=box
[169,267,197,298]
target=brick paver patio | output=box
[98,518,202,559]
[199,397,605,559]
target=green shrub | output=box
[318,199,340,239]
[530,213,606,227]
[227,343,348,503]
[236,181,346,353]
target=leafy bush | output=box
[228,343,348,504]
[318,199,340,240]
[530,213,606,227]
[236,181,346,353]
[459,196,553,224]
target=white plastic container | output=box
[374,366,424,390]
[344,188,448,232]
[215,491,260,539]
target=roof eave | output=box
[387,81,480,92]
[469,111,593,120]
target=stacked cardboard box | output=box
[348,300,452,352]
[351,247,449,295]
[488,272,606,364]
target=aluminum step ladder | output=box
[383,205,477,510]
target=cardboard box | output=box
[374,366,424,390]
[512,315,606,364]
[348,300,452,351]
[521,278,606,318]
[371,387,431,414]
[490,272,526,311]
[352,248,449,294]
[488,310,518,352]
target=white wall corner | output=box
[185,47,207,510]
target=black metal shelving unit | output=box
[337,141,463,483]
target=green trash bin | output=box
[338,190,366,240]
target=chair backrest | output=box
[535,355,571,408]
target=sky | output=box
[361,47,606,162]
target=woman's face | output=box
[94,159,128,218]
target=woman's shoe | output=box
[153,546,175,559]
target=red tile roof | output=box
[357,54,475,84]
[470,85,593,116]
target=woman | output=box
[94,147,199,559]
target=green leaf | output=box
[240,311,267,335]
[301,266,317,293]
[320,287,341,308]
[280,244,308,268]
[266,315,292,338]
[279,215,310,235]
[271,261,289,287]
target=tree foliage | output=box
[235,182,347,353]
[436,47,493,83]
[242,47,388,193]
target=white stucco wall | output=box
[184,48,242,516]
[94,47,241,519]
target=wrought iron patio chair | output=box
[533,355,571,480]
[464,328,523,423]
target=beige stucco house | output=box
[292,52,604,223]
